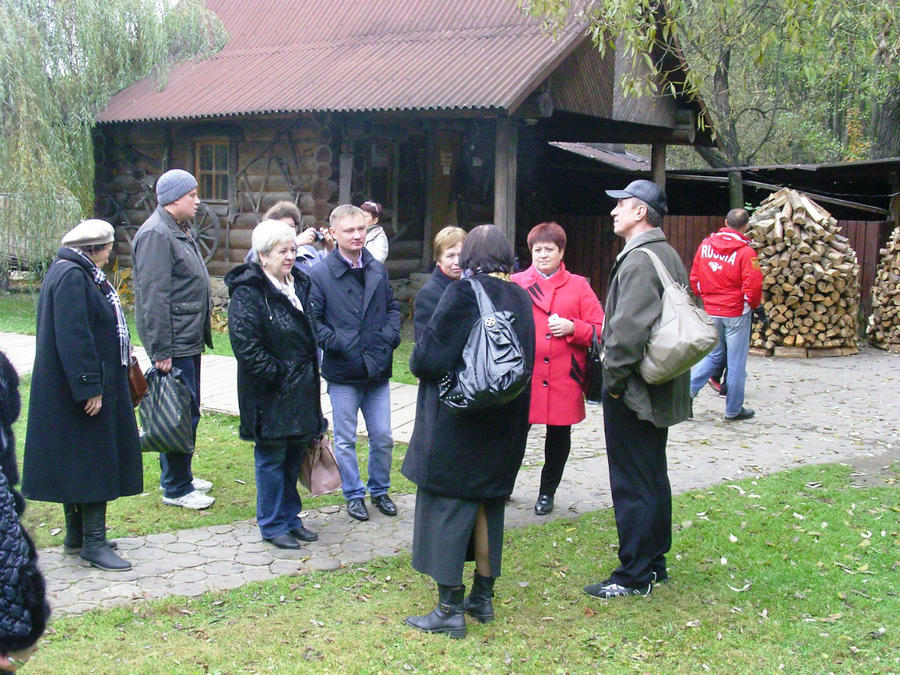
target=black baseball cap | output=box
[605,179,668,216]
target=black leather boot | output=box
[63,503,82,553]
[405,584,467,638]
[463,573,495,623]
[79,502,131,571]
[63,503,117,554]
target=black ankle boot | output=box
[63,503,82,553]
[63,503,117,554]
[463,573,495,623]
[79,502,131,571]
[405,584,467,638]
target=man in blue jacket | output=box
[308,204,402,521]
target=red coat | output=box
[689,227,763,317]
[511,263,604,426]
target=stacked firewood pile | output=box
[866,225,900,352]
[744,188,860,356]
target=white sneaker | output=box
[162,490,215,510]
[192,477,213,492]
[158,478,213,493]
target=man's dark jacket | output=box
[132,204,213,360]
[225,263,327,442]
[307,248,402,383]
[601,228,692,428]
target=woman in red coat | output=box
[512,222,604,515]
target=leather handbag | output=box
[635,248,718,385]
[299,433,342,495]
[128,356,148,407]
[582,326,603,404]
[438,277,530,412]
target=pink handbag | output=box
[299,433,342,495]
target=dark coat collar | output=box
[224,261,310,304]
[55,247,95,274]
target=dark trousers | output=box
[160,354,201,498]
[254,438,305,539]
[538,425,572,496]
[602,388,671,587]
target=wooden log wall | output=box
[96,115,337,277]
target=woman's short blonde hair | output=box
[433,226,466,262]
[251,219,296,262]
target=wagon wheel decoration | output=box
[188,202,220,263]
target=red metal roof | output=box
[97,0,589,123]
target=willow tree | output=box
[0,0,225,273]
[522,0,900,166]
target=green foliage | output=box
[0,0,225,271]
[523,0,900,165]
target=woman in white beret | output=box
[22,220,142,572]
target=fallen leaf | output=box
[685,619,701,628]
[728,583,751,592]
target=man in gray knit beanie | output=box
[156,169,198,207]
[131,169,215,510]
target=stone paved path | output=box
[2,332,898,616]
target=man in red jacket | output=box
[689,208,763,420]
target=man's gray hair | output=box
[250,219,296,263]
[635,199,664,227]
[329,203,365,228]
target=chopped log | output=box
[867,224,900,349]
[747,188,860,356]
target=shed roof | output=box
[98,0,594,123]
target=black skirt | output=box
[411,487,506,586]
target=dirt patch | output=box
[842,445,900,488]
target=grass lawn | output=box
[14,375,415,548]
[23,462,899,673]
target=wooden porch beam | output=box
[651,143,666,190]
[494,117,518,241]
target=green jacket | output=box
[601,228,692,428]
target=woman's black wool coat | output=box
[401,275,535,500]
[225,263,327,442]
[22,249,142,504]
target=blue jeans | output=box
[254,438,304,539]
[327,380,393,501]
[160,354,201,498]
[690,313,752,418]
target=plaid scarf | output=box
[67,247,131,367]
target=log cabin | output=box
[94,0,714,280]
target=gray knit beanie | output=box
[156,169,198,206]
